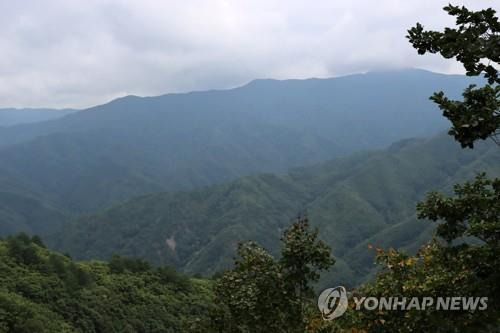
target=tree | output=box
[214,241,287,332]
[6,233,41,266]
[280,217,334,330]
[335,5,500,332]
[408,10,500,323]
[213,217,334,333]
[108,254,151,274]
[344,176,500,332]
[417,173,500,245]
[407,5,500,148]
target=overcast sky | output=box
[0,0,496,109]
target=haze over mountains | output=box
[0,108,76,127]
[0,70,482,225]
[0,70,499,284]
[0,69,496,289]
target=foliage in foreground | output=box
[216,5,500,332]
[0,234,214,332]
[408,4,500,148]
[2,4,499,333]
[325,5,500,332]
[191,217,334,333]
[329,174,500,332]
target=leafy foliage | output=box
[280,217,334,322]
[212,217,334,333]
[408,5,500,148]
[430,85,500,148]
[339,174,500,332]
[213,242,286,332]
[335,5,500,332]
[417,173,499,244]
[0,234,214,332]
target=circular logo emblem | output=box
[318,286,348,320]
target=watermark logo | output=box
[317,286,348,320]
[352,296,488,312]
[318,286,488,321]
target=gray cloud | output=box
[0,0,496,108]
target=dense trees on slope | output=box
[50,132,499,289]
[0,234,213,332]
[190,218,333,333]
[0,222,335,333]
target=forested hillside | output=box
[2,1,499,331]
[0,234,213,332]
[0,168,69,237]
[50,133,500,288]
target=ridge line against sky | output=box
[0,0,496,109]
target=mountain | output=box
[0,70,483,216]
[0,108,76,127]
[0,167,69,237]
[50,133,500,288]
[0,191,67,237]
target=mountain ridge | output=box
[0,108,76,127]
[0,69,480,149]
[49,132,500,288]
[0,70,486,236]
